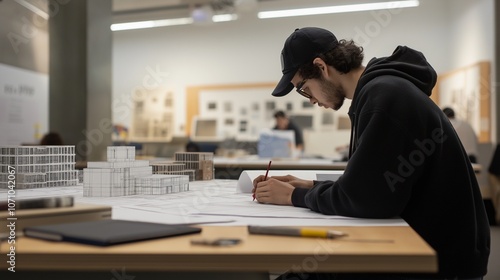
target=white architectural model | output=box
[175,152,214,180]
[0,146,78,189]
[83,146,189,197]
[151,152,214,181]
[150,162,196,181]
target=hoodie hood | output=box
[356,46,437,97]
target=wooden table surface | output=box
[1,226,436,273]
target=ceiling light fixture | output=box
[111,14,238,31]
[111,18,194,31]
[14,0,49,20]
[257,0,420,19]
[213,14,238,22]
[111,0,418,31]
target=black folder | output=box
[23,219,202,246]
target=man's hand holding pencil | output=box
[253,160,272,201]
[252,161,314,205]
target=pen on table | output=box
[253,160,272,201]
[191,238,242,246]
[248,225,347,239]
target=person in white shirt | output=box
[443,107,479,163]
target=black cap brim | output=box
[271,71,295,97]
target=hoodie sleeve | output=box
[304,108,425,218]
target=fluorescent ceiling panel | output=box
[258,0,420,19]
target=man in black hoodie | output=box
[253,27,490,279]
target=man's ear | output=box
[313,57,328,76]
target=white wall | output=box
[447,0,496,142]
[112,0,495,144]
[447,0,494,69]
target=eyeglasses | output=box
[296,79,312,99]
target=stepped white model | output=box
[83,146,189,197]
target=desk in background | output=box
[214,156,348,179]
[215,157,481,179]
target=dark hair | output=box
[186,141,201,152]
[40,132,63,145]
[443,107,455,118]
[274,110,287,119]
[297,39,364,79]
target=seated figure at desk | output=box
[254,27,489,279]
[273,110,304,151]
[442,107,479,163]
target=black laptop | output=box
[23,219,202,246]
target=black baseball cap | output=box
[272,27,339,97]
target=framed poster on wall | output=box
[0,63,48,145]
[432,61,491,143]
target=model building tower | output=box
[0,146,78,189]
[150,162,196,181]
[151,153,214,181]
[83,146,189,197]
[174,152,214,180]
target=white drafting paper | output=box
[112,206,235,225]
[207,216,407,227]
[1,179,406,227]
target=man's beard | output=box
[319,76,345,111]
